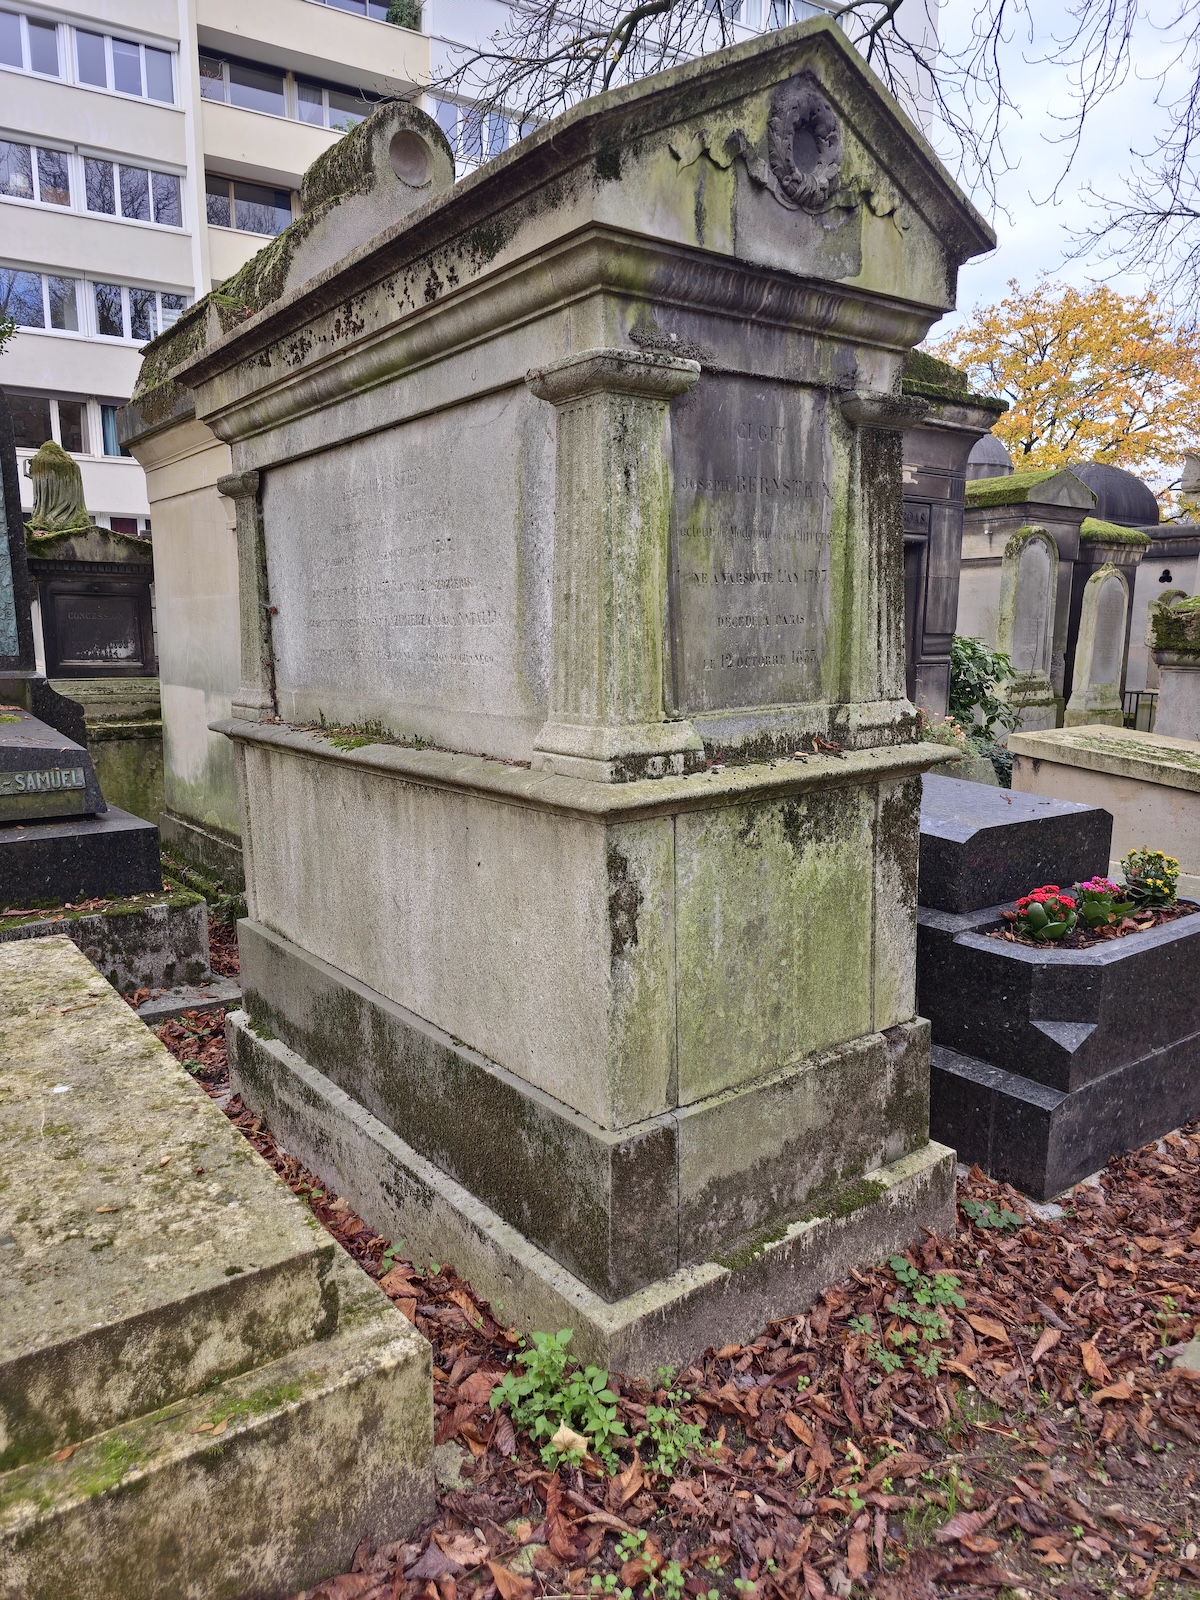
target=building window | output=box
[83,158,181,226]
[0,10,60,77]
[199,55,285,115]
[206,175,292,236]
[74,28,174,103]
[433,100,517,168]
[200,51,379,129]
[316,0,393,18]
[101,405,132,457]
[7,392,90,453]
[0,267,79,331]
[8,392,51,448]
[299,79,378,130]
[0,141,72,207]
[92,282,189,341]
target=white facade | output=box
[1,0,427,529]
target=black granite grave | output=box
[919,775,1112,912]
[919,774,1200,1198]
[0,709,160,903]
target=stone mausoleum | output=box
[130,19,994,1369]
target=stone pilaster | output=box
[838,392,928,732]
[527,348,705,782]
[217,470,275,723]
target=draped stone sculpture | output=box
[25,440,93,535]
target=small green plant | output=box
[616,1531,645,1562]
[1073,876,1136,928]
[869,1341,904,1375]
[949,635,1017,743]
[1012,885,1077,941]
[590,1577,632,1599]
[883,1258,965,1367]
[961,1197,1022,1231]
[1121,847,1180,908]
[637,1386,706,1477]
[490,1329,627,1469]
[795,1374,811,1392]
[386,0,421,25]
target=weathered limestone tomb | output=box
[157,20,994,1369]
[0,937,431,1599]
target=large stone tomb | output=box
[0,936,431,1600]
[165,21,997,1367]
[918,778,1200,1198]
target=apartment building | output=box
[0,0,428,533]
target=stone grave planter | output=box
[922,881,1200,1199]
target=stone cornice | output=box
[213,718,950,820]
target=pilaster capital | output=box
[527,348,700,407]
[216,470,261,503]
[839,391,929,431]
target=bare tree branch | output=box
[427,0,1200,301]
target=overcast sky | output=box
[930,2,1192,333]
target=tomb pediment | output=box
[178,18,994,414]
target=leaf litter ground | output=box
[159,1001,1200,1600]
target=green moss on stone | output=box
[715,1176,888,1271]
[901,350,1007,413]
[964,467,1061,508]
[1080,516,1152,545]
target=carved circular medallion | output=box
[767,76,842,210]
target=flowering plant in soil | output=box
[1121,847,1180,908]
[1013,884,1077,941]
[1073,876,1135,928]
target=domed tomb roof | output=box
[1072,463,1160,526]
[966,433,1014,480]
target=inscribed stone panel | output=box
[1011,538,1054,674]
[1090,574,1127,688]
[263,390,552,759]
[668,376,831,714]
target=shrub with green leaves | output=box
[949,635,1017,744]
[489,1329,627,1469]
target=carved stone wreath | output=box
[767,75,842,210]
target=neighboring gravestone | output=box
[996,525,1058,731]
[1064,562,1128,726]
[1147,588,1200,741]
[898,352,1007,717]
[958,467,1096,704]
[918,773,1112,912]
[164,25,994,1370]
[0,935,431,1599]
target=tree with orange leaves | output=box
[930,279,1200,497]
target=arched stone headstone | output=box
[996,525,1058,731]
[1064,562,1128,726]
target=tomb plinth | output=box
[161,24,994,1366]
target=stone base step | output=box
[137,978,242,1022]
[228,1009,956,1377]
[0,936,431,1599]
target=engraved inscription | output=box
[0,766,86,796]
[263,391,552,746]
[669,378,831,712]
